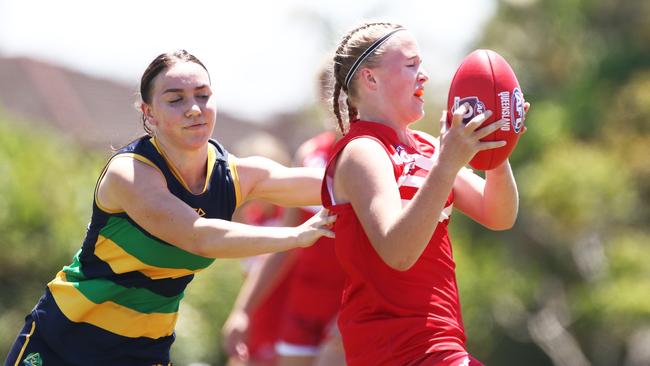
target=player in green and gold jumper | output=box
[5,50,335,366]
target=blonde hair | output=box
[332,22,402,134]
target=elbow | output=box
[374,235,423,271]
[183,223,217,258]
[181,237,210,257]
[484,215,517,231]
[189,241,212,257]
[384,254,418,272]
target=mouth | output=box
[414,88,424,98]
[184,122,207,129]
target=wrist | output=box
[486,159,512,176]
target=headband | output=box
[344,27,406,89]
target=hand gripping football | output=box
[446,49,525,170]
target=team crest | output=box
[22,352,43,366]
[452,96,485,124]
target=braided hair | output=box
[332,22,402,134]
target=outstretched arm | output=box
[234,155,325,207]
[97,156,334,258]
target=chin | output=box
[185,135,212,150]
[405,110,425,125]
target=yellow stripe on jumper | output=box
[94,235,200,279]
[48,272,177,339]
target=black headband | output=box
[344,27,406,89]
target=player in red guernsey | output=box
[323,22,529,365]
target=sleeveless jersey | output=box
[321,121,465,366]
[31,136,238,365]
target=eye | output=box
[168,97,183,104]
[197,94,210,100]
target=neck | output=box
[357,109,411,146]
[153,136,209,194]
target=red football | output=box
[446,49,525,170]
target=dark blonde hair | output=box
[332,22,402,134]
[138,50,210,135]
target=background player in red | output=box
[223,133,295,366]
[223,67,347,366]
[322,22,530,366]
[274,129,346,366]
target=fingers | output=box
[464,109,493,132]
[476,140,507,152]
[473,118,507,140]
[321,214,337,226]
[312,208,336,227]
[439,110,448,135]
[520,125,528,135]
[235,342,249,361]
[450,104,469,128]
[319,228,336,239]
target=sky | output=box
[0,0,496,120]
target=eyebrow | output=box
[162,85,210,94]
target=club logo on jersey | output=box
[395,145,415,174]
[453,96,485,124]
[22,353,43,366]
[511,87,524,133]
[194,208,206,217]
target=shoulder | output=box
[337,137,394,174]
[97,154,167,212]
[103,154,166,190]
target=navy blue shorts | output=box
[4,314,173,366]
[4,315,66,366]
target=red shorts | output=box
[276,238,346,353]
[247,270,293,362]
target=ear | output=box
[141,103,157,125]
[358,68,378,91]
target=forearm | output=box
[373,161,459,270]
[482,160,519,229]
[188,219,300,258]
[260,167,324,207]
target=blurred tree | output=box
[449,0,650,365]
[0,114,104,351]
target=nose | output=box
[418,67,429,83]
[185,102,201,118]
